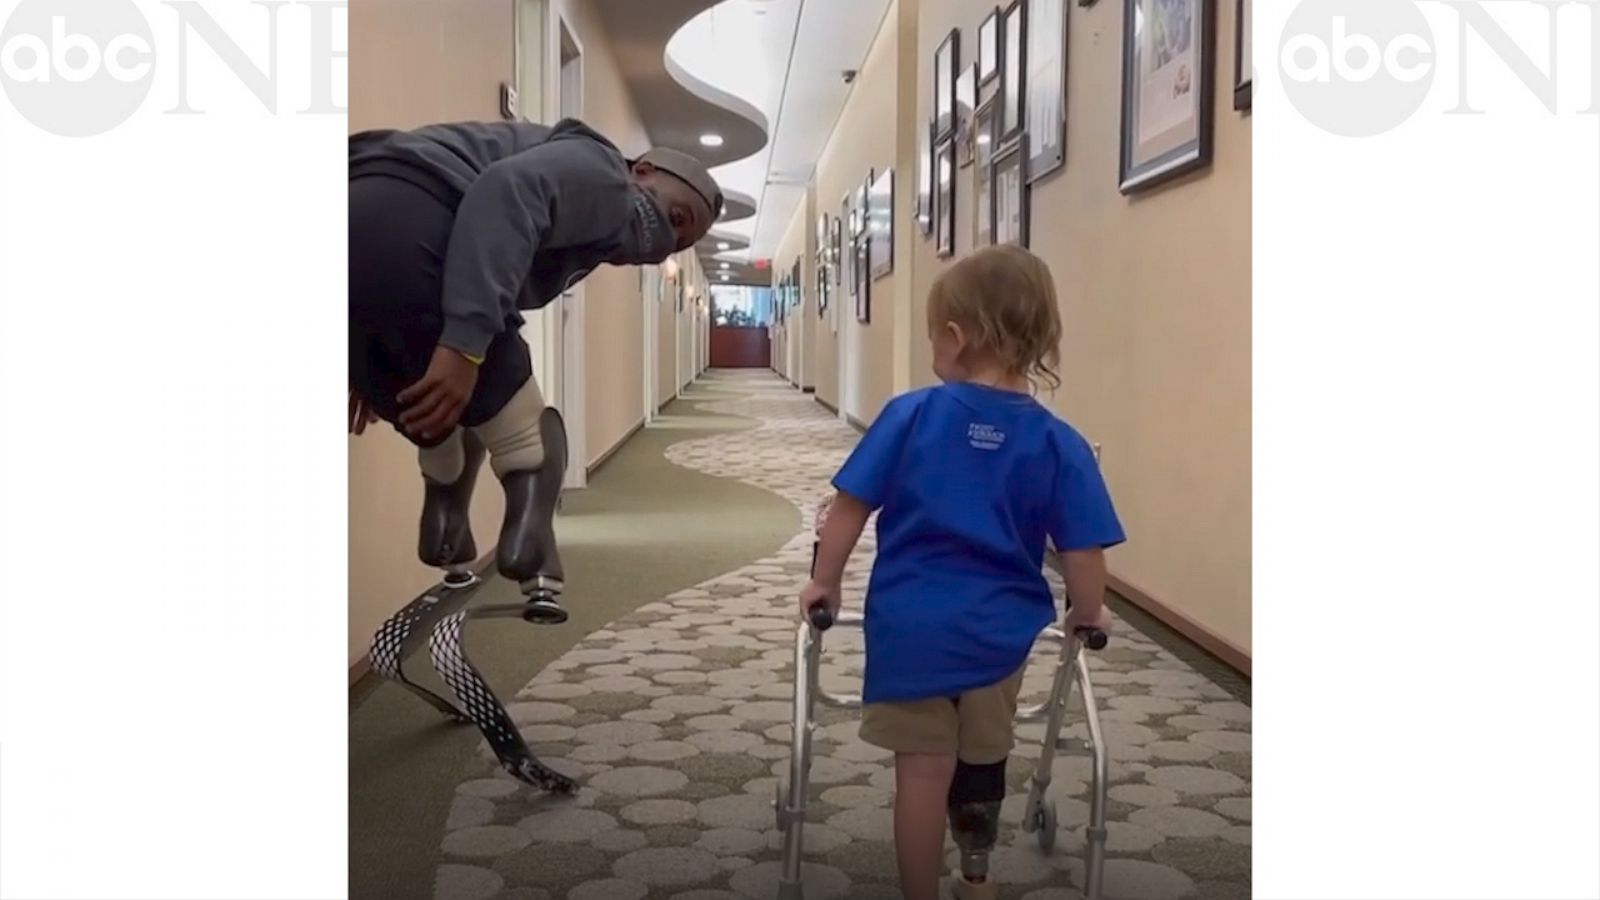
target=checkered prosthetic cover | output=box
[428,611,577,794]
[369,593,468,722]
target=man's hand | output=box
[799,579,841,622]
[349,389,379,435]
[398,345,480,440]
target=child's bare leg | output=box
[894,752,958,900]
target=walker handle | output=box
[808,605,835,632]
[1075,628,1108,651]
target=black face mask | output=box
[615,187,678,265]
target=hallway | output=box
[351,372,1251,900]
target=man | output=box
[349,118,721,617]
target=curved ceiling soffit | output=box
[590,0,769,172]
[719,189,757,225]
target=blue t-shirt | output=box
[833,383,1125,704]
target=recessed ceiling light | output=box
[720,273,731,280]
[699,133,724,148]
[720,262,730,270]
[717,241,731,251]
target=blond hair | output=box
[926,245,1063,390]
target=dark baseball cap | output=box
[638,147,724,219]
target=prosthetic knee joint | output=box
[416,375,568,623]
[949,759,1007,890]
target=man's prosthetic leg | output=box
[948,759,1007,900]
[367,374,576,794]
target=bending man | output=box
[350,118,721,616]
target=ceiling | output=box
[590,0,893,286]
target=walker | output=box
[775,497,1110,900]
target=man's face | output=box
[635,164,715,252]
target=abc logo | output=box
[0,0,156,137]
[1280,0,1436,137]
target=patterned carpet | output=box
[428,372,1251,900]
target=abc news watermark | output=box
[0,0,345,137]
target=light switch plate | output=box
[499,83,519,121]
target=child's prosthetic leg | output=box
[949,759,1007,898]
[367,374,576,794]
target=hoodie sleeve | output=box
[438,135,630,359]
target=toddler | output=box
[800,245,1125,899]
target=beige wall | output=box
[809,0,902,422]
[347,0,513,669]
[907,0,1252,653]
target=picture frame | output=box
[991,135,1030,248]
[854,237,871,323]
[1233,0,1252,111]
[956,64,977,168]
[1119,0,1216,193]
[841,194,856,306]
[934,29,960,140]
[978,8,1000,84]
[791,259,802,310]
[831,216,844,288]
[1025,0,1067,182]
[999,0,1027,144]
[934,137,956,258]
[917,119,934,235]
[857,173,872,244]
[974,99,997,248]
[868,168,894,279]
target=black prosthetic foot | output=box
[498,407,568,624]
[419,432,487,569]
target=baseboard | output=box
[815,396,839,416]
[587,417,645,479]
[1108,572,1252,677]
[349,654,371,688]
[845,413,867,433]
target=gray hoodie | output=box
[350,118,677,358]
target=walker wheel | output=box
[1032,800,1058,852]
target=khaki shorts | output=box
[859,667,1026,765]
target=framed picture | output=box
[1119,0,1216,193]
[934,137,956,258]
[868,168,894,279]
[978,8,1001,84]
[974,100,997,248]
[1233,0,1252,111]
[956,64,977,168]
[991,136,1030,248]
[917,120,934,235]
[853,172,872,239]
[1025,0,1066,181]
[999,0,1026,143]
[791,259,802,310]
[934,29,960,140]
[841,194,856,305]
[854,238,871,323]
[838,211,851,285]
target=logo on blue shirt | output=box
[968,423,1006,450]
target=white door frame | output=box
[642,267,658,424]
[551,16,587,487]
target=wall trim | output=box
[1109,572,1252,677]
[815,396,840,416]
[350,654,371,688]
[587,417,646,479]
[845,413,868,434]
